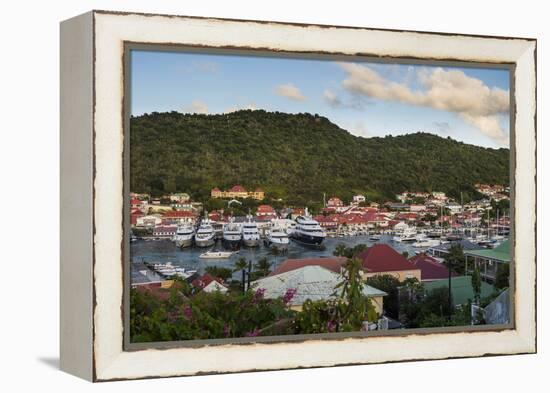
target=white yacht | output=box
[172,224,195,248]
[270,218,296,236]
[292,209,326,246]
[393,226,418,242]
[242,215,260,247]
[223,220,242,249]
[266,227,290,249]
[195,219,216,247]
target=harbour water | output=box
[130,235,423,279]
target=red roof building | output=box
[269,257,347,276]
[130,209,144,225]
[191,273,228,293]
[358,244,421,282]
[327,197,344,207]
[256,204,276,217]
[230,184,246,192]
[314,215,339,230]
[408,253,456,282]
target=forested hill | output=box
[130,110,509,205]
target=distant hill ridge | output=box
[130,110,509,205]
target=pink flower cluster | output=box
[245,328,260,337]
[252,288,266,303]
[183,305,193,320]
[283,288,298,305]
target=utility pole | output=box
[448,257,453,320]
[247,260,252,291]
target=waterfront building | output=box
[314,215,339,232]
[161,210,198,225]
[152,225,178,237]
[357,244,421,282]
[136,214,162,227]
[464,240,510,282]
[256,204,277,219]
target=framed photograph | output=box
[60,10,536,381]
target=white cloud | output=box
[339,63,510,146]
[323,89,343,107]
[274,83,305,101]
[183,100,209,114]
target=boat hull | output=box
[175,238,193,248]
[243,238,260,247]
[223,237,241,250]
[195,238,215,247]
[292,233,324,245]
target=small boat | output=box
[369,234,381,241]
[199,251,237,259]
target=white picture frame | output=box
[60,10,536,381]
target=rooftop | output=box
[269,257,347,276]
[408,253,456,281]
[253,265,387,306]
[464,240,510,262]
[358,244,419,273]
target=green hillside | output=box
[129,110,509,206]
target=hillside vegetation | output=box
[130,110,509,206]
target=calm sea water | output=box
[130,235,422,278]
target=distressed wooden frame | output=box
[60,10,537,382]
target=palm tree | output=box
[254,257,271,278]
[233,257,248,272]
[333,243,348,257]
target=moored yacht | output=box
[195,219,216,247]
[265,227,290,249]
[242,215,260,247]
[223,219,242,249]
[292,209,326,246]
[172,224,195,248]
[393,226,417,242]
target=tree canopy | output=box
[130,110,510,205]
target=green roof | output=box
[464,240,510,263]
[424,276,494,306]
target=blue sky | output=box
[131,50,510,148]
